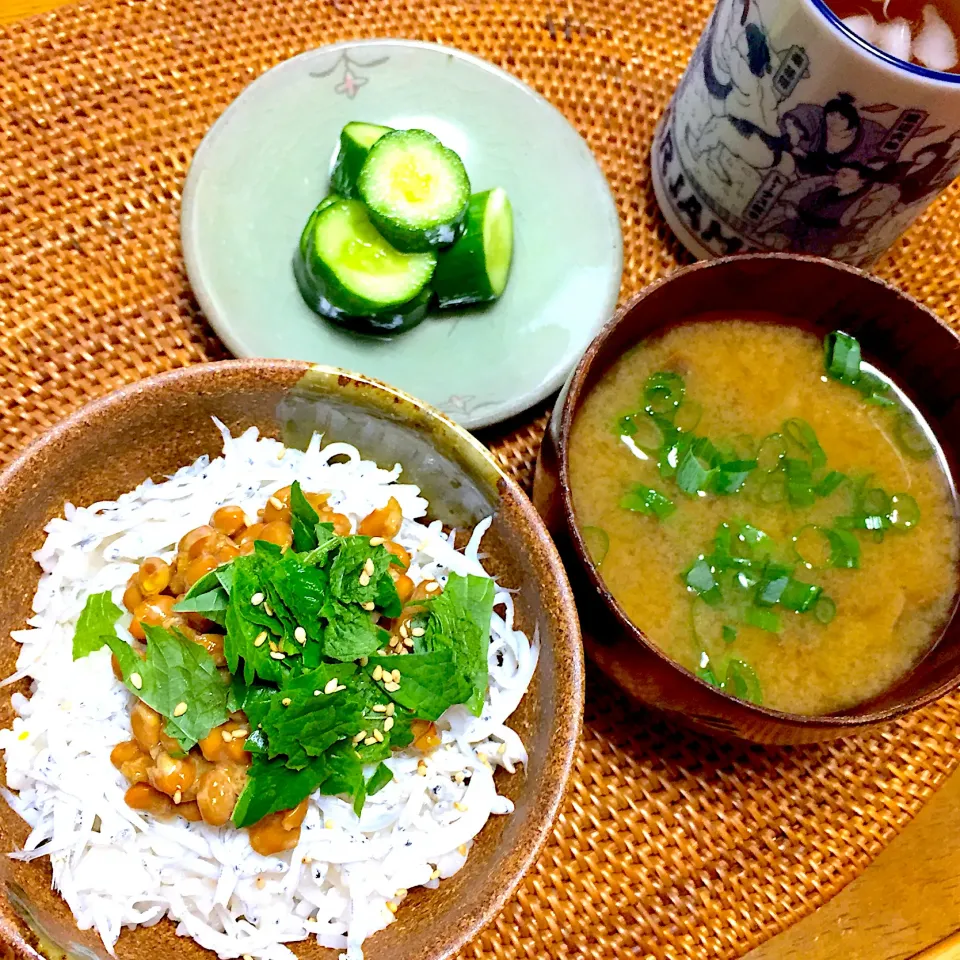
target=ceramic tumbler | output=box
[652,0,960,265]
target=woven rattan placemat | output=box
[2,1,960,957]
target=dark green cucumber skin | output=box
[294,252,431,336]
[433,191,507,308]
[329,125,392,199]
[358,130,470,253]
[295,201,434,316]
[298,195,340,260]
[325,288,433,337]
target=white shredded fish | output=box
[0,422,539,960]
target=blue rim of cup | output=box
[809,0,960,85]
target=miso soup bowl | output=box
[533,253,960,745]
[0,361,583,960]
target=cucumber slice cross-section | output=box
[330,122,394,199]
[358,129,471,252]
[433,188,514,308]
[295,198,436,316]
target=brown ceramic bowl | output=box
[534,253,960,745]
[0,361,583,960]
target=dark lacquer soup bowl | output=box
[0,361,583,960]
[534,254,960,745]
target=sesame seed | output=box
[361,601,375,611]
[411,627,425,637]
[384,681,400,692]
[477,751,488,765]
[323,678,339,695]
[270,651,286,660]
[364,736,377,746]
[325,820,335,830]
[454,801,468,812]
[334,684,346,693]
[251,592,265,606]
[358,572,371,587]
[497,742,507,755]
[369,537,384,546]
[130,672,143,690]
[399,623,409,638]
[389,636,400,649]
[395,888,407,898]
[254,631,268,647]
[363,558,375,576]
[314,690,321,696]
[373,728,384,743]
[454,772,465,784]
[391,669,401,683]
[372,704,387,713]
[302,856,313,865]
[282,697,292,707]
[425,581,440,593]
[430,868,441,880]
[294,626,307,644]
[255,877,266,889]
[403,636,414,649]
[173,789,182,804]
[268,496,284,509]
[353,730,367,744]
[263,602,274,617]
[384,716,395,732]
[386,703,395,716]
[372,665,384,681]
[221,730,233,742]
[417,762,427,776]
[268,640,278,652]
[233,727,248,737]
[386,902,397,914]
[173,702,188,717]
[458,844,467,856]
[359,656,369,666]
[377,648,388,656]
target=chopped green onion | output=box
[619,412,668,453]
[756,563,793,606]
[783,418,827,469]
[792,525,832,569]
[825,527,860,568]
[674,400,703,433]
[731,434,757,460]
[620,484,676,521]
[722,624,737,645]
[824,331,862,384]
[779,578,822,613]
[713,459,758,495]
[616,413,637,437]
[685,558,722,605]
[813,595,836,624]
[644,371,685,417]
[581,526,610,565]
[857,370,896,407]
[784,458,816,508]
[696,663,720,687]
[815,471,847,497]
[745,607,781,633]
[758,472,786,504]
[676,438,719,495]
[659,432,691,481]
[721,659,762,704]
[888,493,921,531]
[738,523,772,550]
[862,487,892,518]
[757,433,786,472]
[894,410,935,460]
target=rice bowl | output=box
[0,421,540,960]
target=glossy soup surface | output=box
[569,319,959,715]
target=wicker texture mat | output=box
[2,1,960,957]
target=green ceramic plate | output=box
[181,39,623,429]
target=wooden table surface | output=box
[2,0,960,957]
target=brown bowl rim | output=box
[0,357,584,960]
[555,252,960,733]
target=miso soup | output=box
[568,319,959,715]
